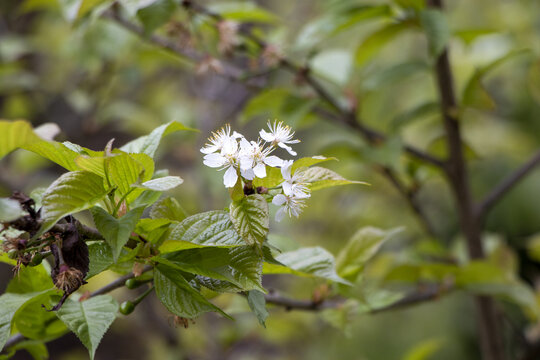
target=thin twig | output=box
[90,265,152,297]
[264,284,446,313]
[379,166,438,237]
[477,149,540,218]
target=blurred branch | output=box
[264,284,447,313]
[181,0,442,236]
[477,149,540,218]
[379,166,437,237]
[182,1,444,168]
[101,2,443,237]
[2,266,153,352]
[427,0,505,359]
[104,3,443,168]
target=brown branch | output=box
[427,1,505,359]
[477,148,540,218]
[264,284,446,313]
[379,166,438,237]
[108,1,444,169]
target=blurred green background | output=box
[2,0,540,359]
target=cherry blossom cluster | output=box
[201,121,311,221]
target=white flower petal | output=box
[222,137,238,155]
[200,144,219,154]
[253,162,267,178]
[272,194,287,206]
[282,181,293,196]
[239,155,254,171]
[223,166,238,187]
[278,142,297,156]
[203,153,225,167]
[232,131,244,139]
[241,168,255,180]
[259,129,274,142]
[280,160,293,179]
[275,207,286,222]
[239,137,252,152]
[263,155,283,168]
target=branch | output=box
[427,1,505,359]
[379,166,438,237]
[264,284,447,313]
[105,3,444,169]
[477,149,540,218]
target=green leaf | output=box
[393,0,424,11]
[336,227,401,281]
[0,339,49,360]
[137,0,176,34]
[392,101,439,128]
[230,194,269,246]
[0,120,81,170]
[462,49,532,110]
[106,152,154,198]
[355,22,409,67]
[24,141,81,171]
[118,0,159,17]
[77,0,112,20]
[168,210,245,247]
[13,294,67,342]
[0,120,39,159]
[150,196,187,221]
[292,156,336,172]
[403,338,445,360]
[91,206,145,262]
[120,121,196,158]
[0,198,23,222]
[454,28,497,45]
[0,291,49,350]
[263,247,350,285]
[135,176,183,191]
[295,5,391,49]
[311,50,353,86]
[40,171,108,234]
[158,246,264,292]
[303,167,368,191]
[6,264,53,294]
[55,295,118,360]
[420,9,450,57]
[247,290,268,327]
[456,261,539,318]
[208,2,279,24]
[252,166,283,188]
[154,264,231,319]
[363,61,429,91]
[87,242,114,279]
[135,218,172,244]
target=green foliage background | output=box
[1,0,540,359]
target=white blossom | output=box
[203,137,240,188]
[259,121,300,156]
[200,125,242,154]
[272,194,306,222]
[239,138,284,179]
[280,160,311,199]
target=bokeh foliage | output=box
[1,0,540,359]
